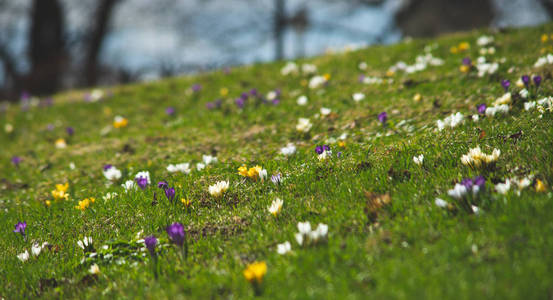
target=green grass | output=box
[1,23,553,299]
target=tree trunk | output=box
[274,0,286,60]
[84,0,120,86]
[27,0,65,95]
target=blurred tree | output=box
[394,0,493,37]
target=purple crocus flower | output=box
[271,99,280,105]
[13,221,26,237]
[378,112,388,124]
[521,75,530,88]
[315,146,324,154]
[103,164,113,171]
[271,174,282,185]
[144,235,158,256]
[322,145,330,152]
[358,74,365,83]
[11,156,22,166]
[206,102,215,110]
[165,187,176,202]
[66,127,74,136]
[461,178,474,190]
[166,222,185,247]
[337,152,342,158]
[473,176,486,189]
[501,79,510,92]
[240,92,249,100]
[249,88,258,97]
[136,176,148,189]
[533,75,542,88]
[462,57,472,66]
[477,104,487,115]
[157,181,168,189]
[192,84,202,92]
[165,107,176,116]
[235,97,245,109]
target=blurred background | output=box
[0,0,551,101]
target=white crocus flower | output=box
[121,180,136,191]
[259,168,268,181]
[495,179,511,194]
[17,250,30,262]
[435,198,448,208]
[320,107,331,116]
[448,184,467,199]
[268,198,283,216]
[297,95,308,106]
[208,180,229,197]
[89,264,100,275]
[297,222,311,235]
[31,243,42,256]
[352,93,365,102]
[413,154,424,165]
[196,163,206,171]
[296,118,312,132]
[103,166,122,181]
[281,62,299,76]
[301,63,317,74]
[295,233,304,246]
[202,155,217,165]
[280,143,296,156]
[519,89,529,99]
[524,101,536,111]
[167,163,191,174]
[308,75,327,89]
[277,241,292,255]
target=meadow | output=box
[1,22,553,299]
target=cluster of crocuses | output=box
[157,181,176,203]
[460,146,500,168]
[75,197,95,211]
[141,222,188,278]
[13,222,49,262]
[167,154,217,174]
[315,144,332,161]
[238,165,267,181]
[51,183,69,204]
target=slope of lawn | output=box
[1,23,553,299]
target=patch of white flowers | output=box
[294,221,328,246]
[436,112,464,131]
[534,53,553,68]
[475,56,499,77]
[167,163,191,174]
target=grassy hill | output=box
[1,23,553,299]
